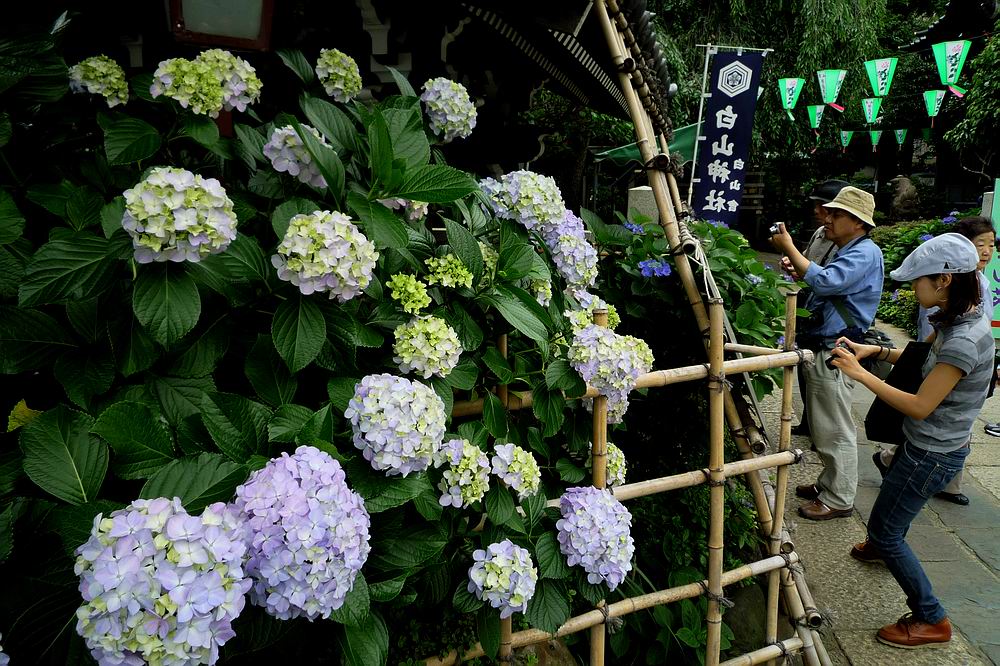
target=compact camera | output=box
[825,340,855,370]
[769,222,784,236]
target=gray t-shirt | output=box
[803,226,837,265]
[903,307,994,452]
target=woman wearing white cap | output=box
[828,233,994,649]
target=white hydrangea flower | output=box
[196,49,262,112]
[272,210,378,301]
[437,439,491,507]
[467,540,537,618]
[420,77,477,142]
[491,443,541,500]
[392,315,463,378]
[150,57,225,117]
[316,48,362,103]
[263,124,330,187]
[68,55,129,107]
[480,170,565,235]
[121,167,237,263]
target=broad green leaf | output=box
[442,301,483,351]
[104,117,161,165]
[300,95,356,152]
[100,196,126,239]
[200,392,270,463]
[151,375,217,427]
[444,359,478,390]
[555,459,586,483]
[207,234,269,282]
[370,526,447,570]
[181,114,220,148]
[43,499,123,556]
[18,232,121,306]
[478,608,501,659]
[367,110,394,186]
[369,574,407,602]
[172,318,230,377]
[234,123,266,170]
[482,346,514,384]
[535,532,570,579]
[545,359,587,396]
[276,49,314,84]
[386,66,416,97]
[0,499,24,561]
[140,453,247,513]
[0,112,10,147]
[221,607,294,659]
[290,118,345,201]
[92,402,174,479]
[443,217,483,283]
[484,483,514,525]
[384,106,429,169]
[0,306,75,374]
[431,376,454,419]
[525,426,551,459]
[19,406,108,505]
[523,486,547,527]
[358,474,430,514]
[330,574,370,626]
[25,180,74,218]
[392,164,477,203]
[272,297,326,373]
[457,421,488,448]
[0,190,25,244]
[580,207,632,246]
[524,580,571,634]
[327,376,360,414]
[245,335,298,407]
[112,317,160,377]
[133,264,202,346]
[53,349,115,407]
[498,244,537,281]
[346,192,408,249]
[487,290,548,342]
[452,583,484,613]
[532,382,565,438]
[271,197,320,240]
[267,404,313,443]
[0,245,23,299]
[482,392,508,438]
[65,187,103,231]
[337,610,388,666]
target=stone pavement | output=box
[756,320,1000,665]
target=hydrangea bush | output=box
[68,55,129,107]
[556,487,635,590]
[467,540,538,618]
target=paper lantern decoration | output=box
[840,130,853,152]
[816,69,847,111]
[923,90,946,127]
[862,97,883,125]
[869,130,882,152]
[932,40,971,96]
[807,105,824,129]
[894,129,907,145]
[778,78,805,120]
[864,58,898,97]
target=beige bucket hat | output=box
[822,186,876,227]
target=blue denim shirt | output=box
[802,235,884,339]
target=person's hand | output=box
[829,344,866,380]
[780,256,800,280]
[833,337,881,360]
[769,222,795,255]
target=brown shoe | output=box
[850,539,884,564]
[877,614,951,649]
[795,484,820,500]
[798,499,853,520]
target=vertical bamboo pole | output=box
[765,292,798,664]
[706,299,725,666]
[498,333,513,664]
[590,308,609,666]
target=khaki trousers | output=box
[803,350,858,510]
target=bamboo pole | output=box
[792,566,822,629]
[590,309,609,666]
[724,343,784,356]
[780,568,821,666]
[705,300,725,666]
[499,617,512,663]
[719,637,804,666]
[423,553,800,666]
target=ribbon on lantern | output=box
[894,129,907,145]
[923,89,945,127]
[816,69,847,111]
[932,40,971,96]
[778,78,805,120]
[870,130,882,152]
[840,130,853,153]
[862,97,883,124]
[807,105,824,153]
[864,57,898,97]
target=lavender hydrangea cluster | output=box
[437,439,491,507]
[69,55,129,107]
[420,77,477,142]
[480,170,565,234]
[233,446,370,621]
[556,486,635,590]
[378,197,430,221]
[345,374,447,476]
[588,442,627,487]
[316,48,362,103]
[568,324,654,423]
[387,273,431,314]
[263,125,330,188]
[196,49,262,112]
[467,540,537,618]
[74,498,251,666]
[565,291,621,334]
[638,259,672,278]
[425,254,473,289]
[150,57,225,116]
[271,210,378,301]
[392,315,464,378]
[121,167,237,263]
[491,443,541,500]
[543,209,598,290]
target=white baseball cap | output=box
[889,233,979,281]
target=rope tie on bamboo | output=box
[705,370,730,393]
[767,640,792,665]
[696,581,735,608]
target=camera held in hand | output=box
[825,340,855,370]
[769,222,785,236]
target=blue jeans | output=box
[867,440,970,624]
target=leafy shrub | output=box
[876,288,919,339]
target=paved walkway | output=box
[757,320,1000,665]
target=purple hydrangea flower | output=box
[344,374,447,476]
[543,210,599,290]
[556,487,635,590]
[263,125,330,187]
[480,170,565,234]
[638,259,672,278]
[776,335,786,347]
[942,215,957,225]
[707,219,729,228]
[467,539,537,618]
[919,233,933,242]
[569,324,653,423]
[233,446,371,621]
[623,220,645,235]
[74,498,251,666]
[891,289,899,302]
[746,274,763,286]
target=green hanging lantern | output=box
[894,129,907,145]
[923,90,946,127]
[778,78,805,120]
[870,130,882,152]
[864,58,898,97]
[816,69,847,111]
[840,130,853,152]
[932,40,971,96]
[862,97,883,124]
[807,104,825,129]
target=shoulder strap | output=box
[829,296,856,329]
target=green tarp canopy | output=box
[595,122,698,165]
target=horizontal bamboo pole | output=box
[451,351,813,418]
[719,637,804,666]
[424,553,800,666]
[544,450,801,507]
[724,343,784,356]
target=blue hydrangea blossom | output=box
[568,324,654,423]
[556,486,635,590]
[467,540,537,618]
[263,125,330,187]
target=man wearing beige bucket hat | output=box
[771,186,884,520]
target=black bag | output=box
[863,342,931,445]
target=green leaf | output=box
[370,574,407,602]
[484,483,515,525]
[267,404,313,443]
[100,196,125,239]
[532,382,565,438]
[0,306,75,374]
[580,207,632,246]
[330,574,370,626]
[482,346,514,384]
[200,392,270,463]
[0,499,24,561]
[346,192,408,249]
[272,298,326,373]
[181,114,220,149]
[245,335,298,406]
[358,474,430,514]
[18,232,121,306]
[370,526,447,570]
[151,376,216,426]
[555,459,586,483]
[0,112,10,147]
[445,359,478,390]
[384,107,429,169]
[25,180,74,218]
[104,117,161,165]
[112,316,160,377]
[290,118,345,202]
[367,110,394,186]
[386,66,416,97]
[443,217,483,283]
[19,406,108,505]
[140,453,248,514]
[300,95,356,153]
[498,244,537,281]
[482,392,508,438]
[535,532,570,579]
[133,264,202,346]
[0,190,25,244]
[43,499,123,556]
[525,580,571,633]
[442,302,483,351]
[271,197,319,240]
[234,123,266,170]
[327,376,360,414]
[478,607,501,659]
[172,318,230,377]
[452,582,484,613]
[393,164,477,203]
[92,402,175,479]
[545,359,587,396]
[207,234,269,282]
[276,49,315,84]
[487,290,549,342]
[53,349,115,407]
[337,610,389,666]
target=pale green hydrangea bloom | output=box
[491,443,541,500]
[479,241,499,283]
[588,442,627,487]
[437,439,491,508]
[150,57,225,117]
[196,49,262,112]
[393,315,463,378]
[529,279,552,307]
[386,273,431,314]
[316,48,362,103]
[68,55,129,107]
[420,77,477,142]
[425,254,473,289]
[565,301,621,334]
